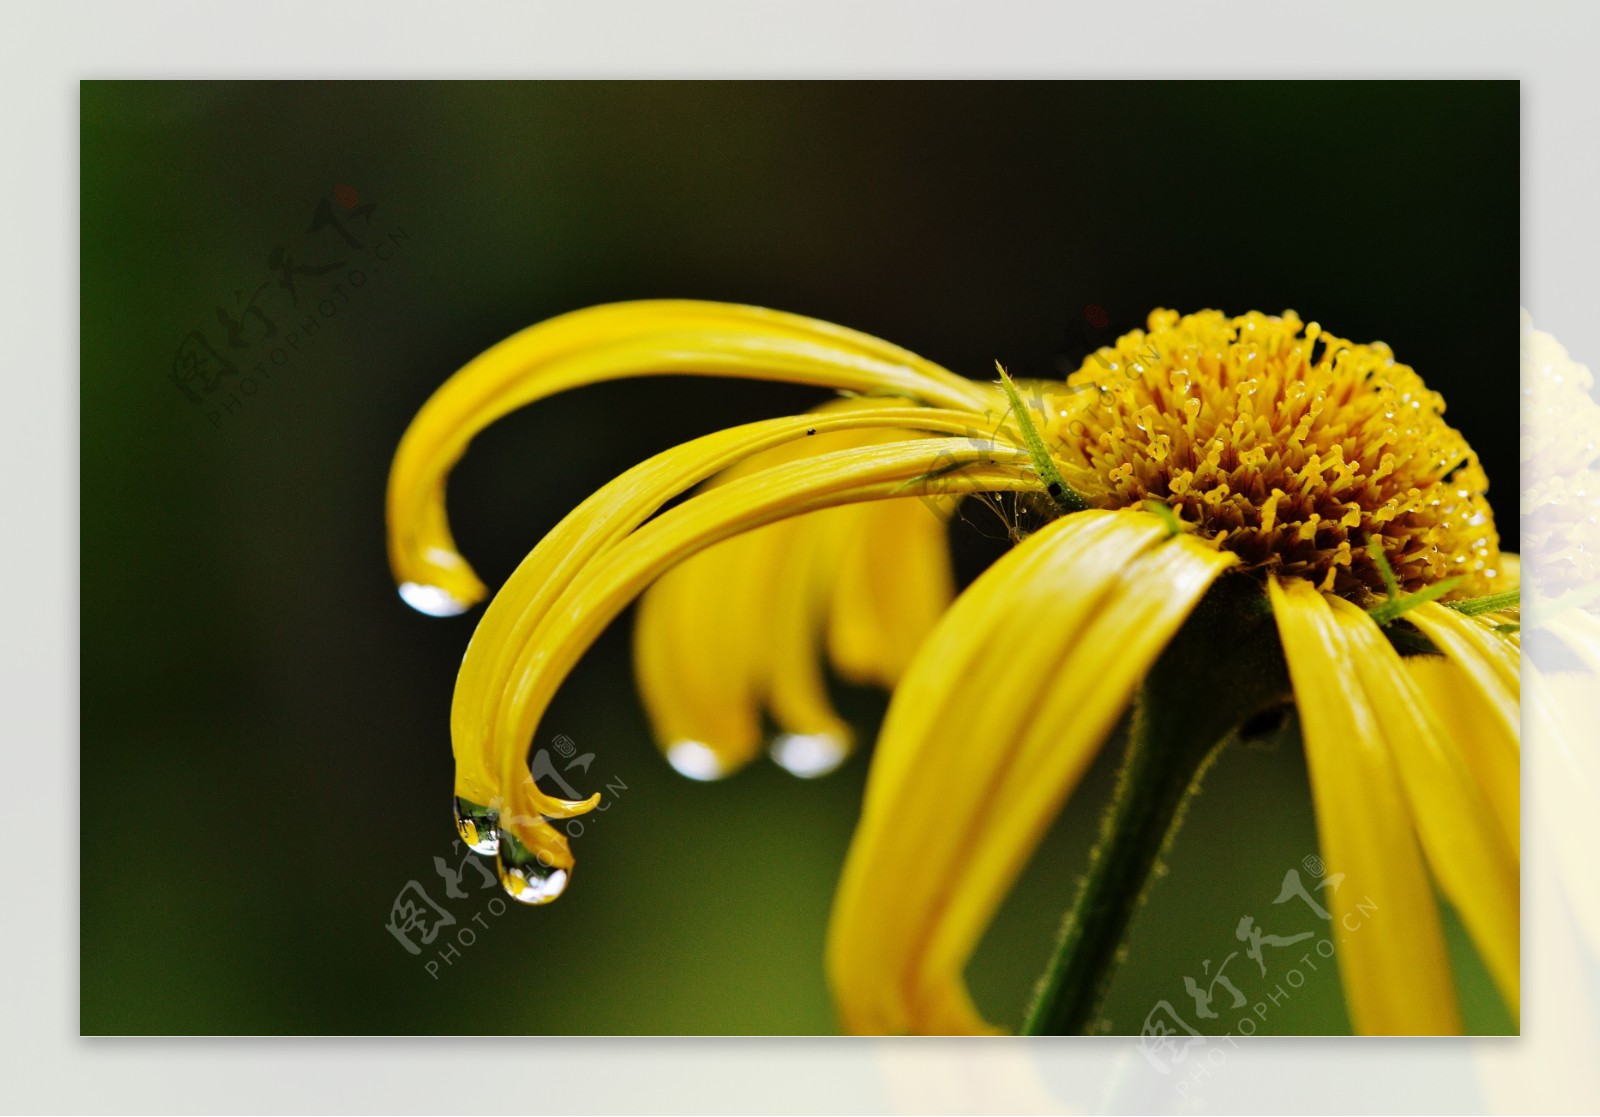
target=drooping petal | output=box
[826,510,1236,1035]
[1406,601,1520,743]
[1329,600,1519,1019]
[759,512,858,765]
[451,407,996,808]
[387,301,994,610]
[1268,577,1461,1035]
[631,401,961,778]
[631,534,766,780]
[487,438,1038,865]
[825,495,956,689]
[1404,656,1520,857]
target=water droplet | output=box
[666,739,730,781]
[453,797,499,855]
[496,830,569,905]
[769,732,849,779]
[399,581,470,617]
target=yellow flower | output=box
[386,301,1518,1035]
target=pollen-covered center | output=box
[1040,309,1504,599]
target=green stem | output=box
[1021,696,1224,1034]
[1021,575,1290,1035]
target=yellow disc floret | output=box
[1040,309,1503,599]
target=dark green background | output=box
[81,81,1518,1035]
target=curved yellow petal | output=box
[1330,601,1519,1019]
[760,511,857,756]
[452,406,996,806]
[1406,602,1520,743]
[825,495,955,688]
[827,510,1235,1034]
[1269,577,1461,1035]
[488,438,1038,862]
[387,300,994,610]
[631,400,960,778]
[1405,656,1520,858]
[631,535,766,779]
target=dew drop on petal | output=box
[453,796,499,855]
[399,581,470,617]
[769,732,849,779]
[666,740,730,781]
[496,832,570,906]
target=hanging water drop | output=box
[496,830,570,905]
[453,796,499,855]
[666,739,730,781]
[769,731,850,779]
[399,581,471,617]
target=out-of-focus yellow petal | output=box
[630,400,960,778]
[761,513,857,757]
[826,495,955,688]
[1269,577,1461,1035]
[387,300,994,610]
[826,510,1234,1035]
[1405,656,1520,858]
[631,534,765,779]
[1406,602,1520,743]
[1331,600,1519,1019]
[452,407,995,808]
[490,438,1037,862]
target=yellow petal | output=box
[1404,656,1520,857]
[759,511,857,756]
[630,400,957,778]
[631,534,765,779]
[451,406,996,807]
[825,495,955,688]
[1406,602,1520,743]
[1269,577,1461,1035]
[1330,601,1519,1019]
[488,438,1037,861]
[827,510,1234,1034]
[387,301,994,610]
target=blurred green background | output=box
[81,81,1517,1035]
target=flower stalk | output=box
[1023,576,1291,1035]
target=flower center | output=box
[1040,309,1504,599]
